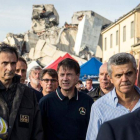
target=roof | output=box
[46,53,76,70]
[80,57,102,81]
[101,3,140,33]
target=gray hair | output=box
[29,65,42,77]
[107,53,137,77]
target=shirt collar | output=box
[112,86,140,107]
[0,81,6,90]
[28,82,42,92]
[56,86,79,101]
[28,82,32,88]
[88,87,94,91]
[134,85,140,93]
[111,87,118,107]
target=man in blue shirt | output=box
[86,52,140,140]
[39,58,93,140]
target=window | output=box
[123,26,126,42]
[105,38,107,51]
[116,30,118,45]
[110,34,113,48]
[131,21,134,38]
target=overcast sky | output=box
[0,0,139,41]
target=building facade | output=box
[101,4,140,65]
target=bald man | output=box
[87,63,114,101]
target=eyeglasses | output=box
[41,78,57,83]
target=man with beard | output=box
[28,66,43,102]
[86,53,140,140]
[0,44,44,140]
[39,58,93,140]
[87,63,114,101]
[28,66,42,91]
[40,69,58,96]
[15,57,27,84]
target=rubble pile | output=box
[31,4,59,33]
[2,4,112,67]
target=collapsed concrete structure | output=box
[3,4,112,67]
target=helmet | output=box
[0,117,8,140]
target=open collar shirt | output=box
[86,86,140,140]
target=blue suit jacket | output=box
[97,108,140,140]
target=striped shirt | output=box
[86,86,140,140]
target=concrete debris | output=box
[71,11,111,26]
[31,4,59,33]
[24,31,39,53]
[3,4,112,67]
[4,33,25,55]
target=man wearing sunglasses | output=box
[40,69,58,96]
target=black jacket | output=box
[97,108,140,140]
[28,82,43,102]
[0,75,44,140]
[87,86,104,101]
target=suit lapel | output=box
[135,110,140,135]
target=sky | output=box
[0,0,139,41]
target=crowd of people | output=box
[0,43,140,140]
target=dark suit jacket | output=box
[97,108,140,140]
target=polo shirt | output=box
[39,87,93,140]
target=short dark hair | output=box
[86,79,92,82]
[18,56,27,67]
[40,69,58,80]
[0,43,18,60]
[57,58,80,74]
[77,80,83,84]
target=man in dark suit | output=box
[97,108,140,140]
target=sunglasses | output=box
[41,78,57,83]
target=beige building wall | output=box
[102,25,119,62]
[136,10,140,39]
[119,14,135,52]
[102,8,140,62]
